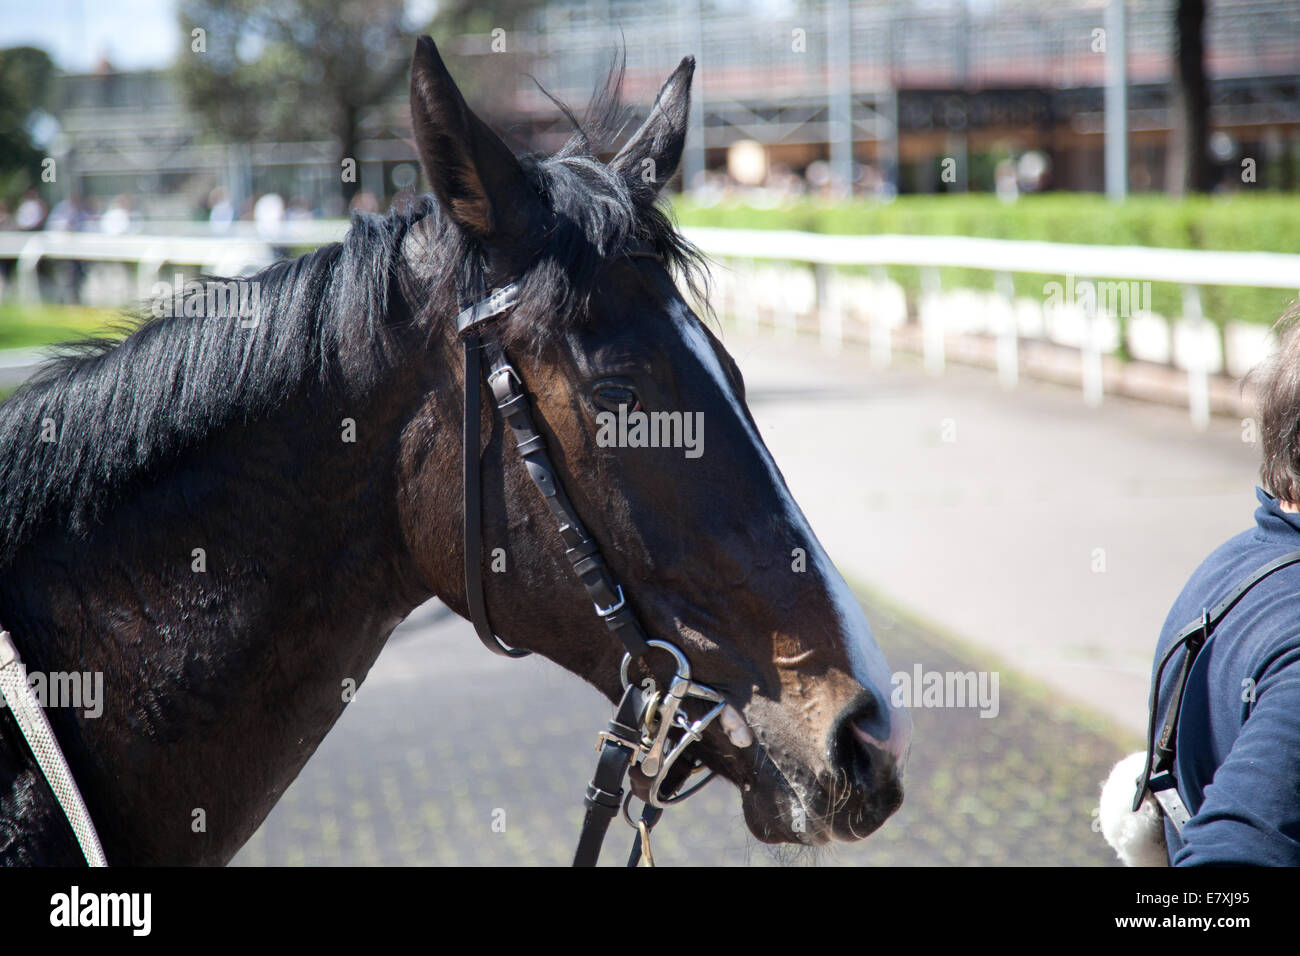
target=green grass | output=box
[672,193,1300,328]
[0,303,124,351]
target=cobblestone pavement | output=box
[232,596,1131,867]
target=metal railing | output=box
[0,231,281,304]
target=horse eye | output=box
[592,383,642,413]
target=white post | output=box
[994,271,1019,389]
[921,267,944,375]
[1183,284,1210,430]
[738,259,758,333]
[817,262,843,353]
[871,265,892,368]
[777,265,797,342]
[137,246,167,305]
[16,236,43,304]
[1082,285,1104,407]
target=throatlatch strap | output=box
[0,630,107,866]
[1135,548,1300,824]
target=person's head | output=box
[1254,304,1300,506]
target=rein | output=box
[456,253,726,866]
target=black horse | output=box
[0,37,910,865]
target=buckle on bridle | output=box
[594,586,626,618]
[486,363,521,391]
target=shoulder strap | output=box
[1134,548,1300,821]
[1188,547,1300,642]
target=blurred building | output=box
[36,0,1300,215]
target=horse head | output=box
[398,37,910,846]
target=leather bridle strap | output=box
[462,326,528,657]
[457,282,651,661]
[573,682,647,867]
[482,340,652,659]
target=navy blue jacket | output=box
[1154,487,1300,865]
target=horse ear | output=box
[610,56,695,195]
[409,36,537,242]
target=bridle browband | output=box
[456,251,726,866]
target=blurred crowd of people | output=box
[0,188,141,234]
[0,185,393,237]
[0,183,401,306]
[0,150,1056,240]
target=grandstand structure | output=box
[41,0,1300,215]
[510,0,1300,193]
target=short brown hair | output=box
[1255,304,1300,503]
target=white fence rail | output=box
[682,228,1300,428]
[2,226,1298,427]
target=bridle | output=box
[456,251,727,866]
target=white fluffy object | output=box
[1098,751,1169,867]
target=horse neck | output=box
[0,344,441,864]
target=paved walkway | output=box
[233,599,1125,866]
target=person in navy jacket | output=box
[1151,314,1300,865]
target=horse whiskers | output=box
[742,719,872,843]
[746,736,813,832]
[833,767,854,813]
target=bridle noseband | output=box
[456,252,726,866]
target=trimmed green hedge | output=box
[672,194,1300,328]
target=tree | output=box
[1166,0,1212,194]
[176,0,427,204]
[0,46,56,205]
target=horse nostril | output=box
[836,697,892,786]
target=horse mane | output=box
[0,64,709,570]
[0,207,422,569]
